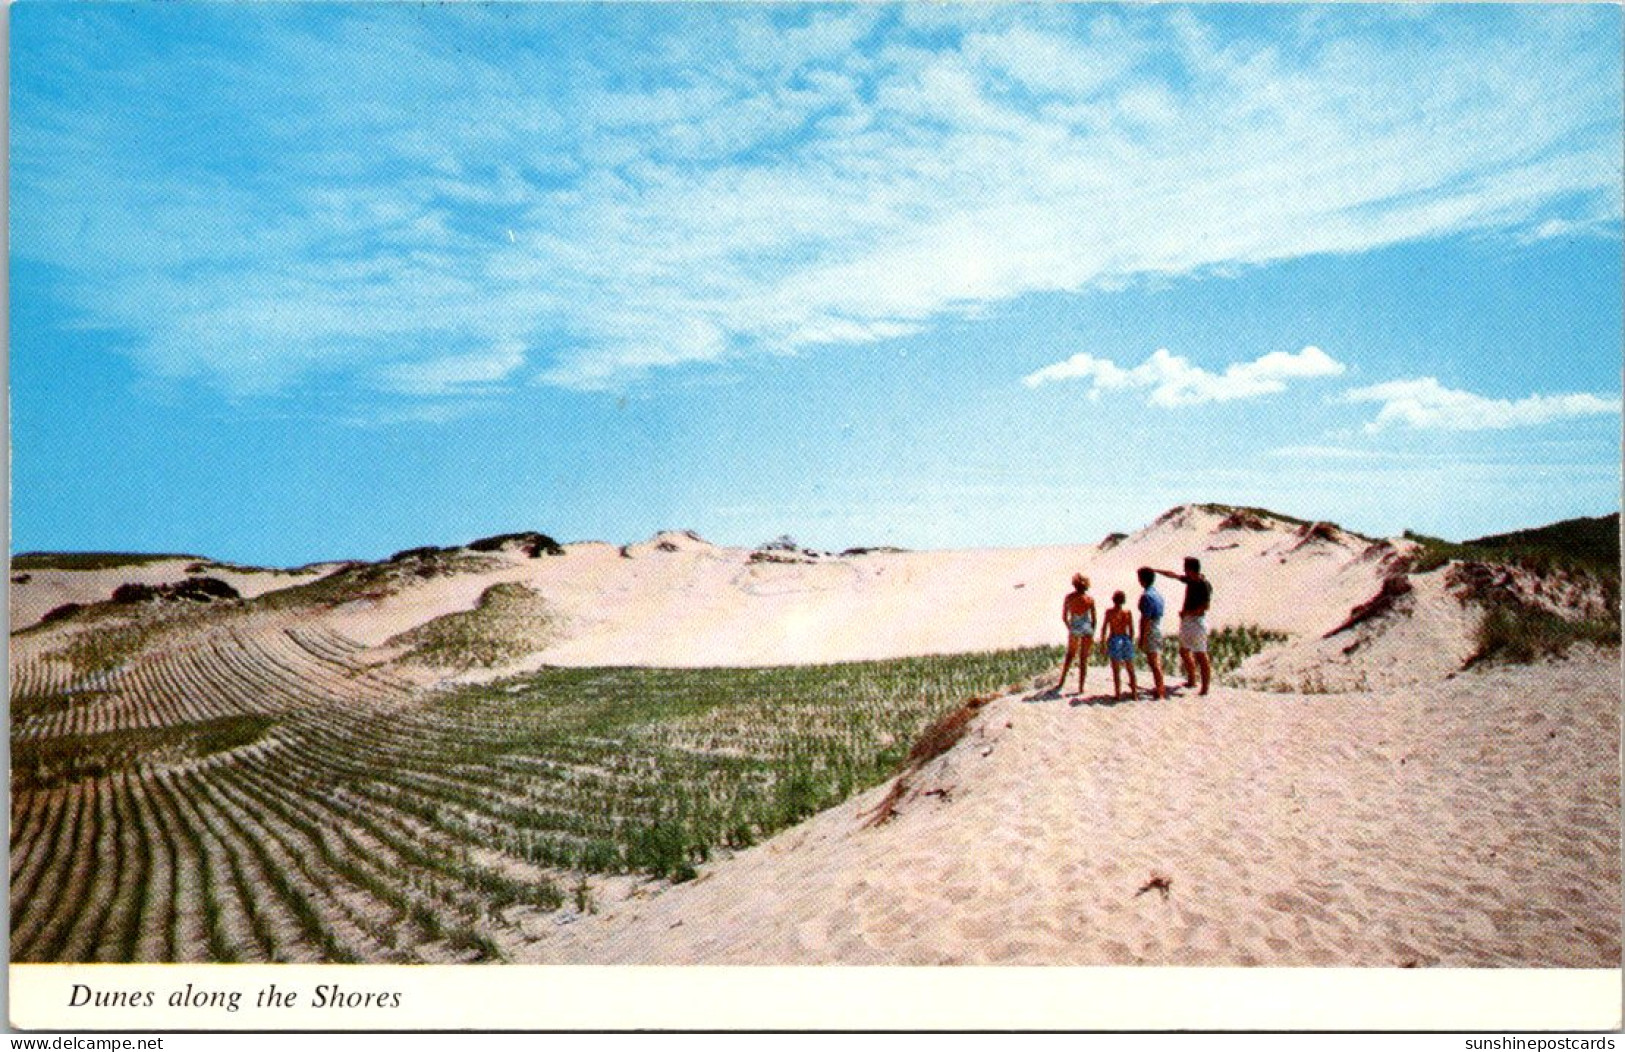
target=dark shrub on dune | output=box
[1217,509,1270,531]
[466,532,564,557]
[174,577,239,601]
[111,577,240,605]
[110,582,159,603]
[38,602,84,625]
[387,546,448,563]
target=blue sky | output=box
[12,3,1623,564]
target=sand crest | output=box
[513,650,1620,967]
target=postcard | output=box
[9,0,1622,1032]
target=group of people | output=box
[1056,557,1213,701]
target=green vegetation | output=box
[1413,515,1624,666]
[1087,624,1285,677]
[1470,604,1621,666]
[1464,513,1620,574]
[255,550,500,611]
[429,646,1061,880]
[1406,513,1621,583]
[13,715,276,791]
[12,552,204,571]
[60,614,182,678]
[1195,503,1314,529]
[9,616,1290,963]
[390,583,559,670]
[465,532,565,557]
[1406,515,1621,643]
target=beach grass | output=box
[12,552,204,571]
[431,646,1065,880]
[1469,604,1621,666]
[1085,624,1286,676]
[10,619,1291,961]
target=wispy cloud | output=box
[1345,377,1622,432]
[1265,444,1420,462]
[381,340,527,396]
[13,5,1622,400]
[1022,345,1345,406]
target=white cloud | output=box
[382,340,528,396]
[12,6,1622,398]
[1266,444,1409,461]
[1023,345,1346,407]
[1345,377,1622,432]
[1519,216,1623,243]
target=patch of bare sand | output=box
[512,649,1620,967]
[1234,568,1480,693]
[316,506,1397,673]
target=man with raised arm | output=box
[1152,556,1212,696]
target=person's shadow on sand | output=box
[1069,692,1132,708]
[1025,685,1185,706]
[1068,684,1186,707]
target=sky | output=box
[11,2,1623,565]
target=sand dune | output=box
[512,649,1620,966]
[9,558,338,633]
[11,504,1617,969]
[300,505,1403,673]
[5,506,1466,677]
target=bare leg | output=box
[1078,640,1092,694]
[1147,653,1167,699]
[1111,661,1122,699]
[1128,662,1138,698]
[1180,646,1197,688]
[1057,636,1076,693]
[1197,653,1212,696]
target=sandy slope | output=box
[512,649,1620,967]
[318,507,1402,672]
[9,504,1618,968]
[8,559,339,632]
[9,507,1416,674]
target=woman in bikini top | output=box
[1056,573,1097,694]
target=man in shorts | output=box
[1135,567,1168,700]
[1153,557,1212,696]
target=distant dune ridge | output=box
[8,506,1619,966]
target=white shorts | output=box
[1179,615,1208,653]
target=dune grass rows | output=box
[68,771,136,962]
[10,781,87,957]
[12,615,1280,962]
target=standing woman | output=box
[1056,573,1097,695]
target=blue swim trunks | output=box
[1107,633,1135,662]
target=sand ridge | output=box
[511,650,1621,967]
[9,559,341,633]
[9,504,1619,968]
[309,505,1406,673]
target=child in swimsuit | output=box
[1056,573,1096,695]
[1101,591,1139,702]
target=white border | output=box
[10,965,1623,1032]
